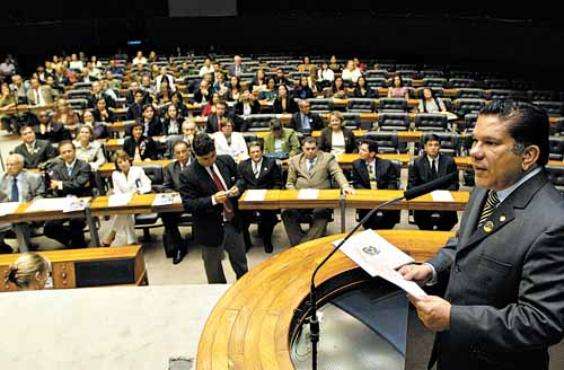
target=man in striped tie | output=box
[399,101,564,370]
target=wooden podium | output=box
[196,230,454,369]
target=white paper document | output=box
[337,229,427,299]
[26,198,69,212]
[62,197,90,213]
[243,189,267,202]
[0,202,20,217]
[152,193,181,207]
[297,188,319,200]
[430,190,454,202]
[108,193,133,207]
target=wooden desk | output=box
[196,230,453,370]
[89,193,183,217]
[239,189,342,211]
[345,189,469,211]
[0,198,90,224]
[336,153,473,170]
[97,160,173,177]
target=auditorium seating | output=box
[414,113,448,132]
[377,113,410,131]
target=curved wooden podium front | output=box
[196,230,454,370]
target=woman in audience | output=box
[137,104,162,137]
[273,84,298,114]
[51,98,80,136]
[418,87,447,114]
[73,125,106,171]
[342,59,362,84]
[297,56,313,72]
[388,74,410,99]
[293,76,314,100]
[123,122,159,161]
[102,150,152,247]
[194,79,212,104]
[263,120,301,159]
[148,51,158,63]
[198,57,215,77]
[5,253,51,291]
[201,93,221,116]
[211,118,249,163]
[92,97,116,124]
[212,71,229,96]
[353,76,374,98]
[318,111,356,155]
[171,91,189,117]
[235,89,260,116]
[317,62,335,90]
[307,65,319,95]
[328,55,341,73]
[81,109,107,139]
[226,75,241,102]
[156,79,172,105]
[251,69,267,91]
[161,104,183,135]
[327,76,347,98]
[0,82,16,130]
[258,77,277,102]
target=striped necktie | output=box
[477,190,499,229]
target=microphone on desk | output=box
[307,171,458,370]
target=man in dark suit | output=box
[351,140,400,229]
[13,125,57,169]
[400,102,564,370]
[227,55,246,77]
[125,81,151,106]
[238,141,282,253]
[44,141,91,248]
[206,101,228,133]
[87,81,115,109]
[126,90,144,120]
[178,134,248,284]
[288,100,324,134]
[159,140,193,264]
[408,134,459,230]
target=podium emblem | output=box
[362,245,381,256]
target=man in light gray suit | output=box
[282,136,354,246]
[399,101,564,370]
[0,153,44,252]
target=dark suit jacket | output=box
[427,171,564,370]
[92,108,116,123]
[179,155,246,247]
[351,157,398,190]
[289,112,324,133]
[49,158,92,197]
[126,103,143,120]
[206,113,248,133]
[13,139,57,169]
[234,100,260,116]
[123,136,159,161]
[125,90,151,106]
[407,154,459,190]
[162,160,192,192]
[237,157,282,190]
[125,118,162,137]
[35,123,71,143]
[317,127,357,154]
[206,114,222,133]
[273,97,299,114]
[88,93,115,109]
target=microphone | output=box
[308,171,458,370]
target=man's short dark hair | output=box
[360,139,378,154]
[423,133,440,145]
[479,100,549,166]
[193,134,215,157]
[172,140,189,152]
[301,136,317,146]
[58,140,75,152]
[270,120,283,131]
[19,124,35,134]
[248,140,264,152]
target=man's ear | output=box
[521,145,540,171]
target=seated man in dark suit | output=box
[159,140,193,264]
[206,101,227,133]
[178,134,248,284]
[126,90,145,121]
[352,140,400,229]
[87,81,115,109]
[13,125,57,169]
[288,100,324,134]
[407,133,459,230]
[44,141,92,248]
[238,141,283,253]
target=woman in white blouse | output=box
[102,150,152,247]
[211,118,249,163]
[318,112,357,155]
[198,58,215,77]
[73,125,106,171]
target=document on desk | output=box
[297,188,319,200]
[108,193,133,207]
[26,198,69,212]
[0,202,20,217]
[152,193,181,206]
[62,197,90,213]
[243,189,267,202]
[430,190,454,202]
[336,229,427,299]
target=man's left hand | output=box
[343,187,355,195]
[409,295,451,332]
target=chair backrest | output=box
[378,98,407,113]
[463,113,478,133]
[377,112,409,131]
[545,166,564,195]
[396,69,418,79]
[449,79,475,88]
[533,101,564,117]
[528,90,556,101]
[142,166,164,186]
[455,88,485,99]
[242,114,278,132]
[483,79,511,89]
[363,131,400,153]
[420,70,445,78]
[365,70,388,79]
[448,70,475,79]
[453,98,486,116]
[308,98,332,114]
[422,78,448,88]
[366,77,387,88]
[414,113,448,132]
[548,137,564,161]
[487,89,515,101]
[550,118,564,136]
[347,98,374,113]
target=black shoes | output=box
[0,242,13,254]
[173,248,186,265]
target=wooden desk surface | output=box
[239,189,342,210]
[0,197,91,224]
[89,193,183,216]
[196,230,453,370]
[0,245,141,265]
[98,160,173,177]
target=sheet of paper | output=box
[243,189,267,202]
[62,197,90,213]
[430,190,454,202]
[26,198,70,212]
[0,202,21,217]
[297,188,319,200]
[152,193,181,207]
[372,264,428,299]
[108,193,133,207]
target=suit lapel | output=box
[358,160,370,187]
[194,161,217,192]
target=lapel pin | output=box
[499,215,506,222]
[483,220,494,233]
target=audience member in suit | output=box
[408,134,459,230]
[159,140,193,263]
[353,76,375,98]
[205,101,243,133]
[263,120,301,159]
[274,68,292,88]
[317,111,357,154]
[13,125,57,169]
[92,97,116,124]
[126,104,162,137]
[178,134,248,284]
[44,141,91,248]
[352,140,400,229]
[125,81,151,106]
[87,81,115,109]
[101,150,152,247]
[155,67,176,92]
[273,85,298,114]
[238,141,283,253]
[0,154,44,252]
[293,76,315,100]
[161,104,183,136]
[400,102,564,370]
[227,55,246,77]
[123,122,159,161]
[166,120,197,158]
[26,77,53,106]
[34,110,71,143]
[288,99,324,134]
[234,90,260,116]
[126,90,145,120]
[193,79,213,105]
[211,118,249,163]
[282,137,354,246]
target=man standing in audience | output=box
[13,124,57,169]
[238,141,283,253]
[289,100,324,134]
[408,134,459,230]
[26,77,53,106]
[160,140,193,264]
[227,55,245,77]
[44,141,91,248]
[282,137,354,246]
[0,154,44,252]
[179,134,248,283]
[400,102,564,370]
[352,140,401,229]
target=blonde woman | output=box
[5,253,51,291]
